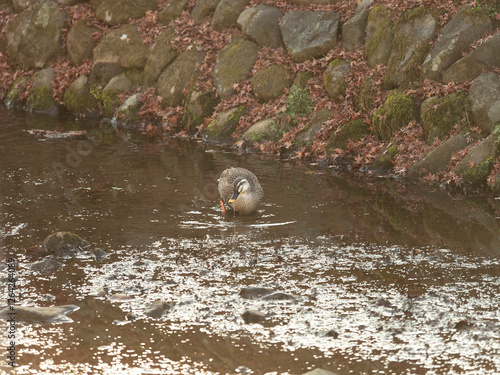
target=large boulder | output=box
[191,0,221,24]
[365,6,393,67]
[238,5,284,49]
[372,90,416,140]
[468,72,500,134]
[203,106,245,143]
[443,34,500,83]
[211,0,250,31]
[455,134,499,186]
[323,59,351,102]
[67,19,98,66]
[251,65,291,102]
[341,0,374,52]
[158,0,189,25]
[383,8,436,88]
[26,68,58,115]
[92,0,157,26]
[5,0,66,69]
[213,38,259,100]
[93,24,148,70]
[280,11,340,63]
[157,48,206,107]
[420,8,492,82]
[143,30,178,85]
[295,108,331,147]
[63,75,101,117]
[420,92,469,143]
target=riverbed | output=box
[0,106,499,374]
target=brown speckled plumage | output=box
[218,167,264,214]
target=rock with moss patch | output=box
[238,4,284,49]
[211,0,250,31]
[468,72,500,134]
[356,75,375,114]
[326,117,370,152]
[115,93,142,126]
[203,106,245,143]
[5,76,30,109]
[251,65,291,102]
[143,30,178,85]
[281,10,340,63]
[421,92,469,144]
[323,59,351,102]
[295,108,331,147]
[383,7,436,89]
[44,231,91,258]
[158,0,188,25]
[241,118,281,142]
[455,134,499,186]
[421,8,492,82]
[157,48,206,107]
[26,68,58,115]
[92,0,157,26]
[371,143,398,171]
[183,90,219,133]
[214,38,259,100]
[192,0,221,24]
[365,6,393,68]
[67,19,98,66]
[101,75,135,118]
[342,0,373,52]
[89,62,125,96]
[63,75,101,118]
[372,90,416,141]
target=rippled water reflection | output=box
[1,107,499,374]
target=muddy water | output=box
[0,106,499,374]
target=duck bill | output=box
[228,192,239,204]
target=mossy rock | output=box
[183,90,219,133]
[356,75,376,114]
[43,231,90,258]
[115,93,141,125]
[421,92,469,144]
[295,108,331,147]
[323,58,351,102]
[203,106,245,143]
[5,76,30,109]
[26,68,58,115]
[326,117,370,152]
[365,6,394,67]
[455,134,499,186]
[293,71,313,88]
[63,75,101,117]
[251,65,291,102]
[286,85,313,123]
[241,118,281,142]
[371,143,398,171]
[372,90,416,140]
[101,75,135,118]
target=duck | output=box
[218,167,264,215]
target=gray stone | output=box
[213,38,259,100]
[102,75,135,118]
[295,108,331,147]
[421,8,492,82]
[240,287,274,299]
[455,134,498,186]
[365,6,393,67]
[5,76,30,109]
[211,0,250,31]
[144,300,173,318]
[157,48,206,107]
[407,134,468,178]
[12,0,37,12]
[92,0,157,26]
[469,72,500,134]
[242,309,266,324]
[341,0,373,51]
[191,0,221,24]
[443,34,500,84]
[158,0,188,25]
[63,75,101,118]
[26,68,58,115]
[281,11,340,62]
[116,93,142,125]
[0,305,80,324]
[251,65,291,102]
[238,4,284,49]
[5,0,67,69]
[89,62,125,91]
[323,59,351,102]
[143,30,178,85]
[241,118,281,142]
[203,106,245,143]
[67,19,98,66]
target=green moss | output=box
[27,86,54,112]
[372,90,416,140]
[463,156,495,186]
[356,75,375,114]
[365,6,393,58]
[373,143,398,169]
[101,90,121,118]
[286,85,313,124]
[63,86,100,117]
[326,118,370,152]
[205,106,245,141]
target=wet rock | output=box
[183,90,219,133]
[455,134,499,186]
[325,329,339,338]
[101,75,135,118]
[5,76,30,109]
[26,68,58,115]
[144,300,173,318]
[372,90,416,141]
[421,8,492,82]
[157,48,206,107]
[214,38,259,100]
[63,75,101,118]
[342,0,373,52]
[468,72,500,134]
[158,0,188,25]
[241,118,281,142]
[443,34,500,83]
[93,248,109,262]
[203,106,245,143]
[261,292,298,301]
[302,369,339,375]
[67,19,98,66]
[109,294,134,302]
[5,0,67,69]
[383,7,436,88]
[281,11,340,63]
[242,309,267,324]
[421,92,469,143]
[115,92,142,125]
[92,0,157,26]
[0,305,80,323]
[407,134,469,178]
[191,0,221,24]
[365,6,393,68]
[326,118,370,152]
[238,5,284,49]
[93,24,148,70]
[211,0,250,31]
[295,108,331,147]
[29,257,64,274]
[240,287,274,299]
[251,65,291,102]
[323,59,351,102]
[43,231,91,258]
[143,30,178,85]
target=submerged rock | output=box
[144,300,174,318]
[43,231,91,258]
[242,309,267,324]
[0,305,80,323]
[29,257,64,274]
[240,287,275,299]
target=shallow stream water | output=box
[0,106,499,374]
